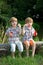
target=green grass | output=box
[0,55,43,65]
[0,53,43,65]
[0,45,43,65]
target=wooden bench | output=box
[35,41,43,53]
[0,44,10,56]
[0,41,43,55]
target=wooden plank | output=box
[0,44,10,48]
[36,41,43,45]
[0,41,43,50]
[0,44,10,52]
[0,48,7,51]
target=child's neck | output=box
[28,26,32,29]
[27,25,32,29]
[12,26,17,28]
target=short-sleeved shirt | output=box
[23,25,35,41]
[6,26,21,42]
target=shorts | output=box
[10,40,23,52]
[23,39,35,46]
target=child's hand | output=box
[9,32,13,37]
[33,31,37,36]
[18,23,21,28]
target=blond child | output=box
[23,17,37,57]
[2,17,23,58]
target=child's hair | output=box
[25,17,33,24]
[9,17,18,22]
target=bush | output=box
[33,36,39,41]
[33,23,40,31]
[18,20,25,27]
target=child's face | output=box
[27,22,33,27]
[11,21,17,27]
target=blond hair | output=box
[9,17,18,22]
[25,17,33,23]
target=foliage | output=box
[33,23,40,31]
[34,36,39,41]
[0,0,43,20]
[0,0,37,20]
[36,0,43,10]
[0,0,43,42]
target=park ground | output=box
[0,49,43,65]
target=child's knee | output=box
[29,39,36,46]
[10,43,16,52]
[32,41,36,48]
[18,41,23,52]
[20,46,23,52]
[23,40,30,47]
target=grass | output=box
[0,49,43,65]
[0,55,43,65]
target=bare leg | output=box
[32,40,36,57]
[24,40,30,57]
[26,45,30,57]
[10,43,16,58]
[19,52,22,57]
[11,52,15,58]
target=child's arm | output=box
[22,24,26,35]
[18,23,21,35]
[19,27,21,35]
[32,28,37,37]
[33,31,37,36]
[18,23,21,28]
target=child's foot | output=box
[19,53,22,58]
[26,53,29,57]
[32,53,34,57]
[19,54,22,58]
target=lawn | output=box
[0,51,43,65]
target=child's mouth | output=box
[10,32,13,34]
[28,24,30,27]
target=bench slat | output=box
[0,49,7,51]
[36,41,43,45]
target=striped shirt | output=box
[23,24,35,41]
[6,26,21,42]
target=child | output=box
[2,17,23,58]
[23,17,37,57]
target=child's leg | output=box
[31,39,36,57]
[16,40,23,57]
[23,40,30,57]
[11,52,15,58]
[10,43,16,58]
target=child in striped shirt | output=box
[3,17,23,58]
[23,17,37,57]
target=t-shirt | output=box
[23,24,35,41]
[6,26,21,42]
